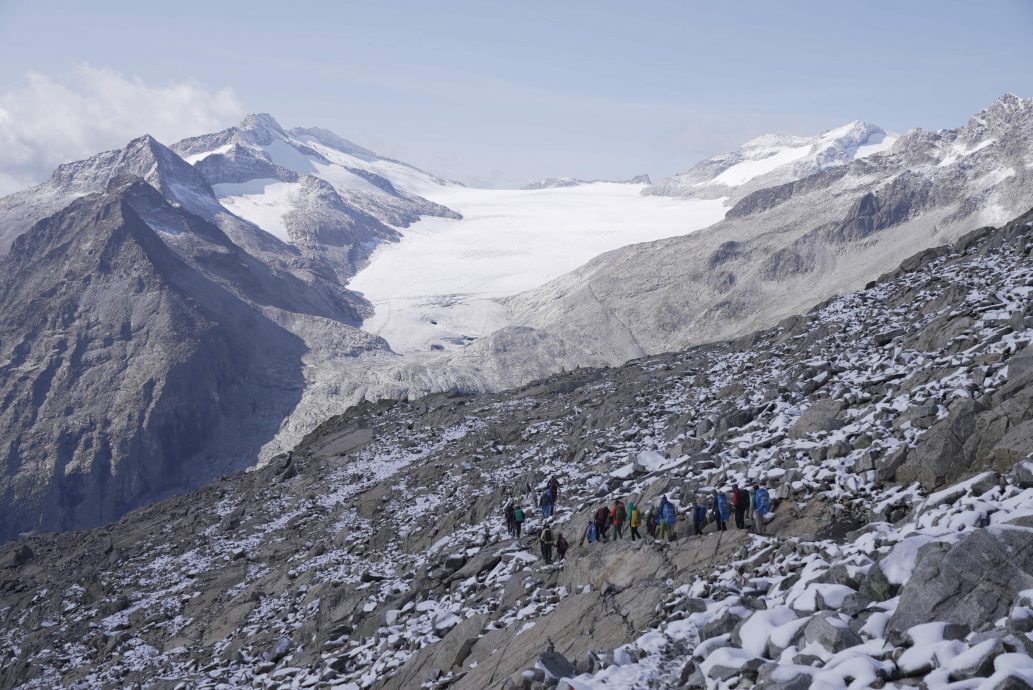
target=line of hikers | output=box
[581,484,772,546]
[504,479,774,564]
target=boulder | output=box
[993,421,1033,468]
[538,649,576,681]
[379,613,489,689]
[858,561,894,602]
[1014,460,1033,489]
[802,614,861,653]
[1008,344,1033,387]
[0,543,32,569]
[896,398,979,490]
[887,527,1033,636]
[789,399,845,439]
[875,445,908,483]
[755,663,812,690]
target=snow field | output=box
[349,183,728,353]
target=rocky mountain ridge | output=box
[5,205,1033,688]
[643,120,895,203]
[0,177,394,541]
[489,94,1033,373]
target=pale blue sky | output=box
[1,0,1032,188]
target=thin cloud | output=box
[0,65,243,195]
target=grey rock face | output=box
[896,398,980,490]
[789,398,845,439]
[887,527,1033,636]
[0,181,387,540]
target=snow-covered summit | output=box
[645,120,897,201]
[170,114,460,248]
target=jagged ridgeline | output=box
[4,207,1033,688]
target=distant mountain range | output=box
[2,96,1033,539]
[522,174,651,190]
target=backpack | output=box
[717,495,730,520]
[694,505,706,522]
[540,528,554,544]
[616,505,627,523]
[514,508,524,523]
[630,508,641,527]
[595,507,609,524]
[756,489,771,514]
[557,535,568,552]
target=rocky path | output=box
[5,212,1033,688]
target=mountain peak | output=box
[240,113,286,134]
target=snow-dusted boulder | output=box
[888,527,1033,636]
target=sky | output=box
[0,0,1032,191]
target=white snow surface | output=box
[349,183,727,353]
[213,179,297,243]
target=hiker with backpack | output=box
[657,495,677,542]
[580,519,598,546]
[594,504,611,542]
[732,485,749,529]
[713,491,730,532]
[628,501,642,541]
[548,476,560,504]
[505,501,516,536]
[692,499,707,536]
[556,533,568,561]
[539,522,557,564]
[752,484,772,535]
[513,505,525,537]
[612,499,627,539]
[645,506,657,538]
[540,487,555,519]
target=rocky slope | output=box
[5,207,1033,688]
[496,94,1033,368]
[0,179,390,541]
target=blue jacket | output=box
[660,500,677,525]
[693,505,707,524]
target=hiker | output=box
[540,487,555,519]
[713,491,730,532]
[513,505,525,537]
[732,485,749,530]
[539,522,556,564]
[692,500,707,536]
[557,533,568,561]
[657,495,677,542]
[594,504,611,541]
[505,501,516,536]
[628,501,642,541]
[752,484,772,535]
[580,519,598,546]
[548,476,560,504]
[612,499,627,539]
[645,506,657,538]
